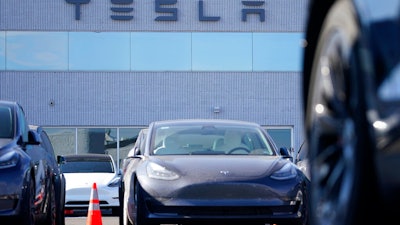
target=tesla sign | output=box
[65,0,266,22]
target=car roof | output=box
[60,154,112,162]
[0,100,18,107]
[28,124,45,133]
[150,119,261,127]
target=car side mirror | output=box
[57,155,65,164]
[132,146,142,157]
[279,147,293,162]
[27,130,41,145]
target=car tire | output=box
[56,182,65,225]
[133,182,146,225]
[112,207,121,217]
[305,0,378,225]
[44,182,57,225]
[56,189,65,225]
[123,186,133,225]
[20,177,35,225]
[133,182,158,225]
[295,182,310,225]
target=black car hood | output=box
[151,155,283,180]
[0,138,13,150]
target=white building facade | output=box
[0,0,309,168]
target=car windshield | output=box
[152,125,275,155]
[60,160,114,173]
[0,106,13,139]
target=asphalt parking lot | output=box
[66,216,119,225]
[65,208,119,225]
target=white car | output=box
[58,154,120,215]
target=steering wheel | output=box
[227,147,250,154]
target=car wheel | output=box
[56,183,65,225]
[112,207,121,217]
[123,187,133,225]
[133,182,158,225]
[305,1,377,225]
[119,182,124,225]
[45,183,57,225]
[133,182,146,225]
[20,178,35,225]
[295,182,310,225]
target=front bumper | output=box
[131,181,307,225]
[65,186,119,209]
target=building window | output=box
[69,32,131,71]
[253,33,304,71]
[44,127,145,170]
[0,32,5,70]
[192,32,253,71]
[265,126,293,150]
[131,32,192,71]
[5,31,68,70]
[1,31,303,72]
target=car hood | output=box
[151,155,283,179]
[63,173,116,189]
[0,138,13,149]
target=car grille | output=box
[65,200,109,205]
[0,199,17,211]
[148,203,300,216]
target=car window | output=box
[61,160,114,173]
[152,125,274,155]
[40,131,56,159]
[0,106,13,138]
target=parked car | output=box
[58,153,120,215]
[122,119,309,225]
[0,100,51,225]
[29,125,66,225]
[120,128,149,176]
[302,0,400,224]
[119,128,148,225]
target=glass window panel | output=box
[266,128,292,149]
[253,33,303,71]
[104,128,118,169]
[105,127,144,170]
[6,31,68,70]
[0,32,5,70]
[44,127,145,171]
[131,32,191,71]
[76,128,107,154]
[69,32,130,71]
[44,128,77,156]
[192,32,252,71]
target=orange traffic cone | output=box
[86,182,103,225]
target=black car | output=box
[0,100,49,225]
[119,128,148,224]
[122,119,309,225]
[29,125,66,225]
[302,0,400,224]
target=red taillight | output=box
[64,209,74,215]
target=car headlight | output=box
[146,162,179,180]
[270,163,297,180]
[0,151,20,169]
[107,176,121,187]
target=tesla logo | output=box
[65,0,266,22]
[220,171,230,175]
[65,0,91,20]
